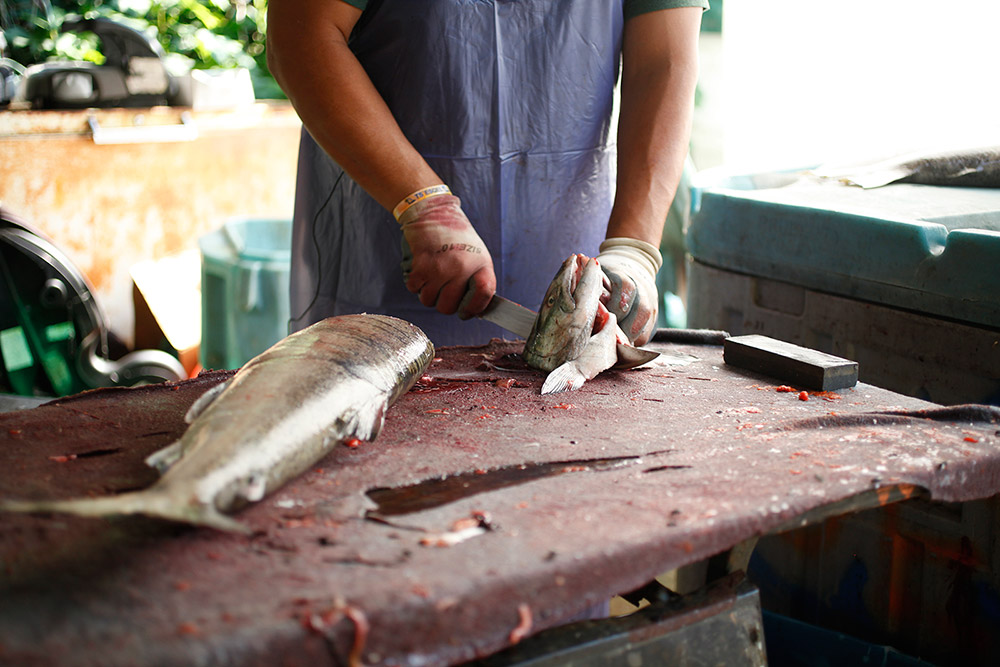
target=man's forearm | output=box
[607,7,702,247]
[266,0,442,211]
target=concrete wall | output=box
[0,102,301,347]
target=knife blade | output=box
[478,294,537,339]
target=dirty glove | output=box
[597,237,662,346]
[397,187,496,318]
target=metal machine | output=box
[0,29,24,107]
[0,206,186,398]
[16,17,180,110]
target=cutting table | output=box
[1,336,999,665]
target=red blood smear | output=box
[593,302,611,334]
[177,622,199,636]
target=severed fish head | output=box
[522,254,604,371]
[522,253,605,372]
[523,253,661,394]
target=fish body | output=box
[813,145,1000,189]
[523,254,657,395]
[0,315,434,532]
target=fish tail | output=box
[0,491,251,535]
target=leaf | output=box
[180,0,222,30]
[4,0,281,98]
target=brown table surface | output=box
[1,337,998,666]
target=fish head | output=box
[523,254,605,371]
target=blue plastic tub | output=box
[199,218,292,370]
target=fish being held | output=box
[812,145,1000,189]
[0,315,434,533]
[523,254,658,395]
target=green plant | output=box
[0,0,283,99]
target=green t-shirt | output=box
[339,0,710,19]
[624,0,710,19]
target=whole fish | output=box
[0,315,433,533]
[813,145,1000,189]
[523,254,658,395]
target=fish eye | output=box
[546,295,556,307]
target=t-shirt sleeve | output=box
[625,0,710,21]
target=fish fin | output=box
[365,400,387,440]
[0,491,252,535]
[184,379,231,424]
[145,439,185,474]
[613,344,660,370]
[541,362,587,395]
[189,507,253,534]
[607,317,659,370]
[338,396,389,442]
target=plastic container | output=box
[199,218,291,370]
[752,495,1000,666]
[685,178,1000,405]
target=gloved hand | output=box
[397,190,496,318]
[596,237,662,346]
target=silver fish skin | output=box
[523,254,657,395]
[813,145,1000,189]
[0,314,434,533]
[539,305,621,395]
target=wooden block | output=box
[723,335,858,390]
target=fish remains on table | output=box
[0,314,434,533]
[812,144,1000,189]
[523,254,658,394]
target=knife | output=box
[478,294,659,370]
[478,295,536,339]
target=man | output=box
[267,0,705,346]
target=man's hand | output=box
[597,237,662,346]
[398,193,496,318]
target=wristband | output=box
[392,184,453,221]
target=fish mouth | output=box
[568,254,587,294]
[564,254,599,310]
[553,253,587,311]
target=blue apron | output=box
[290,0,625,346]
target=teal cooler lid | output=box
[687,181,1000,329]
[200,218,292,265]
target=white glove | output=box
[397,187,496,318]
[597,237,662,346]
